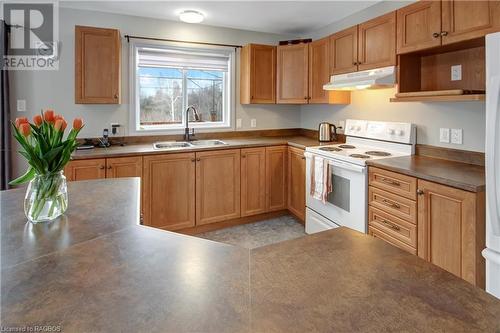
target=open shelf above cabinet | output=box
[390,94,485,103]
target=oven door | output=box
[305,153,368,233]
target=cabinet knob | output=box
[440,31,448,37]
[114,94,118,99]
[107,166,112,169]
[301,156,306,160]
[196,158,201,162]
[432,32,440,38]
[242,155,246,158]
[191,158,196,162]
[99,165,105,169]
[417,189,424,195]
[353,62,357,65]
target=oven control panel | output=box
[344,119,415,144]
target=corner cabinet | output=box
[276,43,309,104]
[240,44,276,104]
[266,146,288,211]
[75,26,121,104]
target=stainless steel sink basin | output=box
[153,141,193,150]
[189,140,228,146]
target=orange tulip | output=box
[43,109,55,123]
[73,118,83,130]
[54,119,67,132]
[54,114,64,122]
[19,123,31,137]
[33,114,43,127]
[14,117,29,128]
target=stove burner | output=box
[365,151,391,157]
[338,144,356,149]
[349,154,370,159]
[319,147,342,152]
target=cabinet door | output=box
[241,148,267,217]
[287,147,306,221]
[241,44,276,104]
[196,149,241,225]
[330,26,358,75]
[358,12,396,71]
[396,1,442,54]
[308,37,330,104]
[417,179,484,287]
[106,156,142,178]
[441,0,500,45]
[75,26,121,104]
[266,146,288,211]
[143,153,195,230]
[64,159,106,181]
[276,43,309,104]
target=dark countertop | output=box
[367,155,485,192]
[71,136,322,160]
[2,179,499,332]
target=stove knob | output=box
[356,126,361,131]
[387,128,395,135]
[349,125,355,131]
[398,130,405,136]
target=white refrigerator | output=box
[483,32,500,298]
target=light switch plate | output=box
[440,128,450,143]
[236,118,242,129]
[17,99,26,112]
[250,119,257,128]
[451,128,463,144]
[451,65,462,81]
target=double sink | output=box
[153,139,228,150]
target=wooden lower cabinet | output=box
[64,159,106,181]
[266,146,288,211]
[241,147,267,217]
[143,153,196,230]
[105,156,142,178]
[196,149,241,225]
[417,179,485,287]
[287,147,306,221]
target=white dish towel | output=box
[309,156,332,204]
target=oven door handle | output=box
[305,152,366,173]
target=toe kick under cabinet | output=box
[368,166,485,287]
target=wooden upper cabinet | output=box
[105,156,142,179]
[397,1,442,54]
[287,147,306,221]
[241,148,267,217]
[330,26,358,75]
[417,179,485,287]
[276,43,309,104]
[266,146,288,211]
[308,37,330,104]
[196,149,241,225]
[143,153,196,230]
[441,0,500,45]
[240,44,276,104]
[75,26,121,104]
[358,12,396,71]
[64,159,106,181]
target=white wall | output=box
[9,7,301,139]
[301,0,486,152]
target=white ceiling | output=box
[60,1,381,36]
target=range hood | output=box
[323,66,396,91]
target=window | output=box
[131,43,235,133]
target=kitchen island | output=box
[1,178,499,332]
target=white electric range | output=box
[305,119,416,234]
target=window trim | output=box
[128,40,236,136]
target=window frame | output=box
[129,40,236,135]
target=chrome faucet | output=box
[185,106,201,141]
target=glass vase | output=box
[24,171,68,223]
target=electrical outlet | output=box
[17,100,26,112]
[110,123,121,136]
[439,128,450,143]
[250,119,257,128]
[451,128,463,144]
[451,65,462,81]
[236,118,242,129]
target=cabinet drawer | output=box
[369,226,417,255]
[369,186,417,223]
[369,167,417,200]
[369,207,417,248]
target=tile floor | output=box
[195,215,306,249]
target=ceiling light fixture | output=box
[179,10,204,24]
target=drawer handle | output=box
[382,219,400,231]
[381,177,400,186]
[382,199,400,209]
